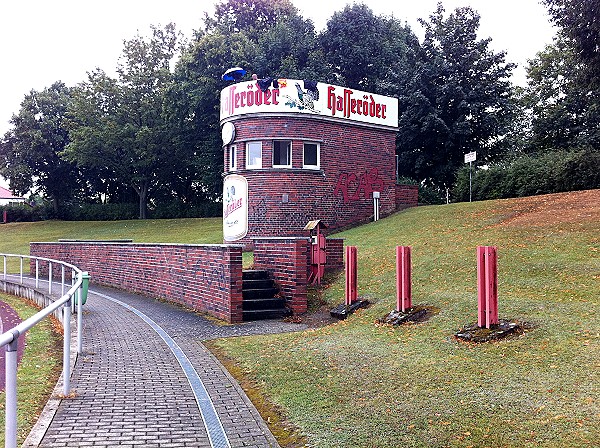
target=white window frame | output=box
[229,145,237,171]
[246,141,262,169]
[272,140,292,168]
[303,142,320,169]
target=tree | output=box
[526,0,600,150]
[542,0,600,88]
[204,0,298,38]
[64,24,180,219]
[318,3,420,94]
[396,3,515,191]
[522,37,598,150]
[0,82,82,213]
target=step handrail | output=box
[1,253,90,448]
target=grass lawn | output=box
[0,293,62,446]
[209,191,599,447]
[0,191,598,447]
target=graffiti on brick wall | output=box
[197,262,226,288]
[333,168,384,203]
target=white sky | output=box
[0,0,556,189]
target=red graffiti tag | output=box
[333,168,384,203]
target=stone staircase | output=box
[242,270,292,321]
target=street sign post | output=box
[464,151,477,202]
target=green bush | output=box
[453,148,600,202]
[0,203,53,222]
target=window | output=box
[229,145,237,171]
[303,142,320,169]
[273,140,292,167]
[246,142,262,169]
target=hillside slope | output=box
[211,189,600,448]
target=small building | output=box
[0,186,26,206]
[220,78,417,245]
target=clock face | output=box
[221,122,235,145]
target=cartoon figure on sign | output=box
[225,185,235,205]
[283,81,320,113]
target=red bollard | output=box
[345,246,358,305]
[396,246,412,312]
[477,246,498,328]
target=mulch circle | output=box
[0,300,26,391]
[454,319,535,343]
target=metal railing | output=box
[1,253,90,448]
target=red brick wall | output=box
[224,115,401,244]
[395,184,419,209]
[253,237,310,314]
[252,236,345,314]
[325,238,345,271]
[30,242,244,323]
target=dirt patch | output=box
[489,189,600,228]
[454,319,535,343]
[377,305,440,325]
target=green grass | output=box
[0,293,62,446]
[0,218,224,257]
[0,218,225,271]
[209,194,599,447]
[0,194,598,447]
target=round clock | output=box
[221,122,236,145]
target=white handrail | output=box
[0,253,90,448]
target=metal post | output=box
[61,265,65,296]
[477,246,499,328]
[345,246,358,305]
[63,299,71,395]
[396,246,412,312]
[5,337,19,448]
[469,161,472,202]
[20,256,23,284]
[373,191,380,222]
[485,246,499,327]
[35,259,39,288]
[3,255,6,280]
[77,272,90,354]
[477,246,486,328]
[49,261,53,294]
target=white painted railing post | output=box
[5,337,19,448]
[63,299,72,396]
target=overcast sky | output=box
[0,0,556,189]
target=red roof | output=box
[0,186,24,200]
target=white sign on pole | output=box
[464,151,477,163]
[223,174,248,241]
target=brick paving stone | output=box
[25,282,305,448]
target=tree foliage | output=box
[319,4,419,93]
[522,38,600,150]
[0,82,81,213]
[542,0,600,88]
[523,1,600,150]
[396,3,515,190]
[64,24,180,219]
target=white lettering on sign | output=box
[464,151,477,163]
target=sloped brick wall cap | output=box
[252,237,310,241]
[32,241,244,249]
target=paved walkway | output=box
[20,282,307,448]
